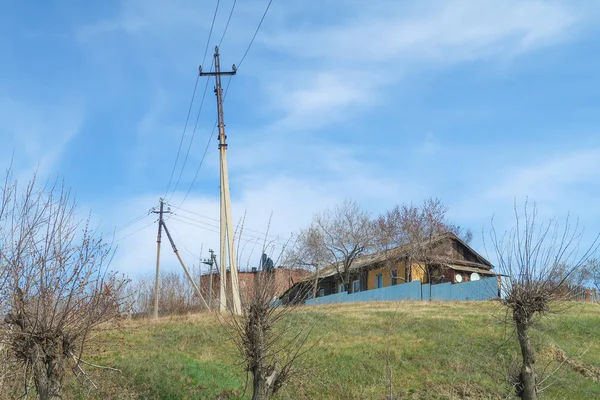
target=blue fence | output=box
[305,277,498,305]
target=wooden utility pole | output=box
[151,199,170,319]
[200,46,242,315]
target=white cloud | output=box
[268,70,381,130]
[489,147,600,203]
[0,97,84,180]
[448,145,600,241]
[265,0,583,63]
[75,0,210,41]
[257,0,592,132]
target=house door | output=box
[376,274,383,289]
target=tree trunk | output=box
[252,371,267,400]
[32,352,63,400]
[312,267,320,298]
[516,321,537,400]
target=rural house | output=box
[285,233,496,301]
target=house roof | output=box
[444,264,496,275]
[298,232,494,283]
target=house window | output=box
[376,273,383,289]
[318,288,325,297]
[391,269,398,286]
[352,280,360,293]
[339,284,345,293]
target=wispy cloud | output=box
[489,146,600,202]
[0,97,84,179]
[265,0,584,63]
[258,0,593,131]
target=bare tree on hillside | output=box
[487,201,599,400]
[376,197,472,283]
[285,225,329,298]
[0,171,129,399]
[227,271,312,400]
[583,259,600,293]
[314,200,374,292]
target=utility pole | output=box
[200,46,242,315]
[201,249,217,310]
[161,221,209,309]
[151,199,170,319]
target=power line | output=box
[237,0,274,69]
[178,76,233,207]
[218,0,238,47]
[170,214,288,251]
[202,0,222,66]
[172,204,282,241]
[164,75,200,198]
[113,221,155,244]
[165,0,222,200]
[173,212,288,248]
[168,61,213,202]
[101,213,149,239]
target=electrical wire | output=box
[202,0,221,66]
[100,213,149,239]
[173,213,287,247]
[178,76,233,208]
[165,221,202,260]
[112,221,155,244]
[164,75,200,198]
[165,0,221,200]
[172,204,282,241]
[167,60,214,202]
[237,0,274,69]
[170,214,287,252]
[218,0,238,47]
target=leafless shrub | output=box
[0,171,129,399]
[127,271,208,317]
[487,200,599,400]
[225,271,313,400]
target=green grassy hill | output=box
[67,302,600,399]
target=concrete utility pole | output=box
[200,46,242,315]
[151,199,170,319]
[161,221,209,309]
[201,249,217,310]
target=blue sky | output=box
[2,0,600,277]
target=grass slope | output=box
[67,302,600,399]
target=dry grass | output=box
[53,301,600,399]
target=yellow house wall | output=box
[411,262,428,283]
[367,261,407,290]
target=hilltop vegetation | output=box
[57,302,600,400]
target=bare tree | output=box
[0,172,128,399]
[376,197,472,283]
[583,259,600,293]
[226,271,312,400]
[488,201,599,399]
[285,224,328,298]
[312,199,374,292]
